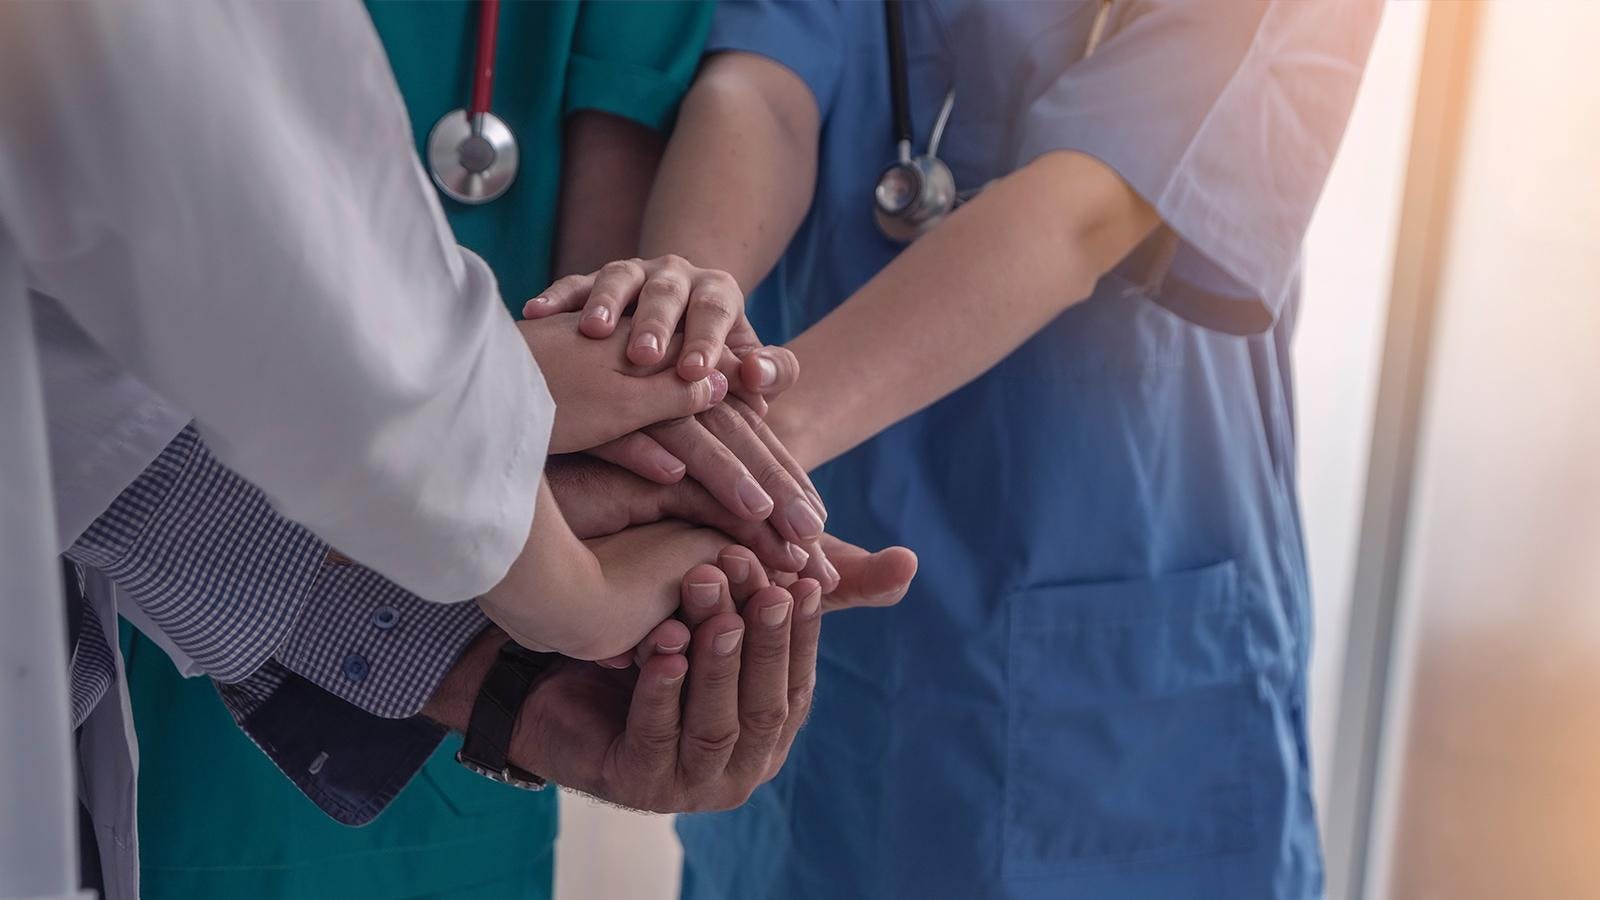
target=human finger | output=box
[615,652,689,792]
[727,585,794,781]
[587,432,687,485]
[618,370,728,439]
[580,258,647,338]
[726,398,825,522]
[818,534,918,613]
[796,540,839,594]
[698,403,822,544]
[660,480,809,574]
[522,273,594,319]
[766,577,821,779]
[627,267,692,367]
[646,416,772,521]
[739,346,801,401]
[717,347,768,417]
[606,617,691,670]
[678,612,747,785]
[677,269,744,382]
[718,544,769,606]
[679,564,735,630]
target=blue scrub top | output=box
[678,2,1380,898]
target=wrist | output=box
[420,625,504,731]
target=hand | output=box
[586,397,830,577]
[523,255,798,397]
[509,555,831,812]
[481,518,728,662]
[639,398,826,540]
[716,535,917,616]
[518,315,728,454]
[546,455,811,573]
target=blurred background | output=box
[554,3,1600,898]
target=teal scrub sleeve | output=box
[705,0,845,121]
[565,0,715,130]
[1014,0,1382,334]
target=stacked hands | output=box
[458,255,916,810]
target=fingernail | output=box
[656,639,687,654]
[800,585,822,618]
[662,671,685,685]
[635,332,661,355]
[759,598,792,628]
[737,477,774,516]
[705,370,729,405]
[650,446,687,479]
[825,558,841,585]
[787,543,811,568]
[686,581,721,609]
[525,296,548,312]
[785,498,823,540]
[683,351,708,370]
[585,305,611,324]
[868,588,906,603]
[713,627,744,656]
[755,356,778,388]
[719,552,751,583]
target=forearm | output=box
[553,111,666,277]
[770,151,1162,469]
[638,53,818,291]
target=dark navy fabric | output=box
[679,1,1378,897]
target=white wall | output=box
[1296,0,1428,807]
[1364,2,1600,895]
[554,4,1433,896]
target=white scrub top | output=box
[0,3,556,896]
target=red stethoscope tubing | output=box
[468,0,500,120]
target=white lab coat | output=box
[0,4,555,897]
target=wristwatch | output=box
[455,640,562,790]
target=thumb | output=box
[623,368,728,427]
[820,535,918,613]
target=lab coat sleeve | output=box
[1014,0,1383,333]
[706,0,846,120]
[0,2,551,601]
[566,0,715,131]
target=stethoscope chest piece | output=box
[428,109,518,205]
[873,154,955,243]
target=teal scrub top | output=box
[123,3,711,898]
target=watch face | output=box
[875,164,921,214]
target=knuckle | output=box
[600,259,643,280]
[787,682,815,719]
[742,702,789,733]
[642,274,687,300]
[698,401,741,430]
[690,295,737,324]
[657,253,689,270]
[682,727,739,760]
[755,459,792,488]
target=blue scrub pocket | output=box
[1002,560,1263,878]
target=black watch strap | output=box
[456,641,561,790]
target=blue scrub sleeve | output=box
[1015,0,1382,333]
[706,0,845,120]
[566,1,715,131]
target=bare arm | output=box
[771,152,1160,468]
[553,111,667,278]
[640,56,1160,469]
[638,52,821,293]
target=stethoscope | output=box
[427,0,519,205]
[872,0,1116,243]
